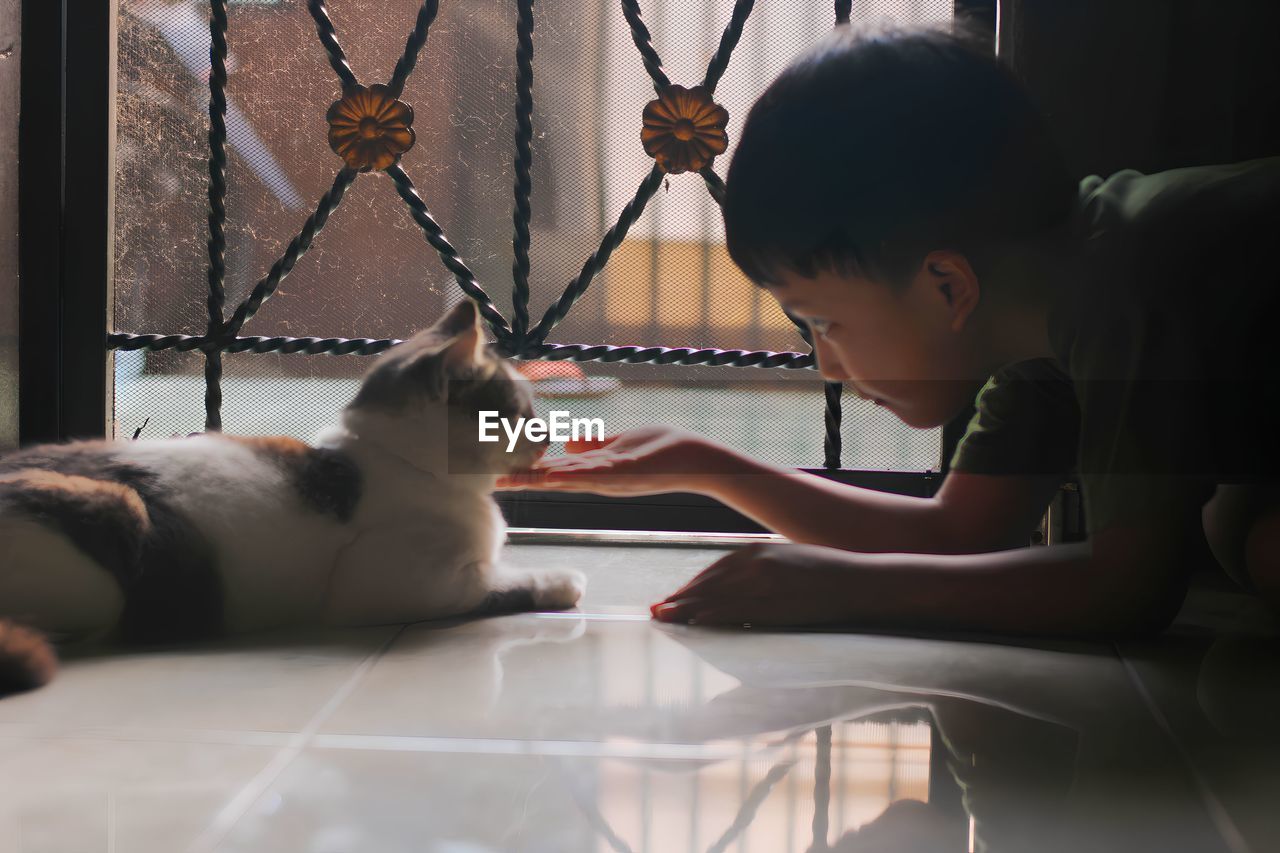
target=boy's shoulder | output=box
[1076,155,1280,244]
[1051,157,1280,533]
[1056,155,1280,366]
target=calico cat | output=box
[0,300,585,697]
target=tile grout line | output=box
[1115,646,1253,853]
[185,626,405,853]
[308,733,805,760]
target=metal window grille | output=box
[107,0,957,495]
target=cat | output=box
[0,300,585,697]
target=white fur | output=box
[0,322,585,640]
[0,517,124,639]
[322,407,584,627]
[115,436,352,632]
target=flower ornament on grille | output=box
[641,84,729,174]
[326,84,416,172]
[144,0,836,455]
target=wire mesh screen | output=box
[112,0,948,473]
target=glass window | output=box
[112,0,947,472]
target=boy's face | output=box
[766,263,986,428]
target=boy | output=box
[498,23,1280,637]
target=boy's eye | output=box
[808,319,833,337]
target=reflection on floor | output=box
[0,543,1276,852]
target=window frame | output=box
[19,0,116,444]
[21,0,995,533]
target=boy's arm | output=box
[652,516,1192,637]
[498,428,1060,555]
[704,454,1061,555]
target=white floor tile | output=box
[0,737,278,853]
[0,544,1249,852]
[1118,586,1280,853]
[0,626,398,738]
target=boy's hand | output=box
[495,426,739,497]
[650,542,861,627]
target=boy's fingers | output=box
[651,598,709,622]
[651,598,762,626]
[531,454,613,471]
[494,470,563,490]
[538,455,608,469]
[658,574,758,606]
[659,551,752,602]
[494,469,602,491]
[659,570,724,604]
[564,434,620,454]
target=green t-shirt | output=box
[951,157,1280,534]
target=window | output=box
[105,0,966,527]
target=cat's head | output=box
[343,301,544,475]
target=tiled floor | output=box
[1,543,1277,852]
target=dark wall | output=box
[1,0,18,450]
[1002,0,1280,179]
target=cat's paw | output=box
[534,569,586,611]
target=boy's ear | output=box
[922,251,980,332]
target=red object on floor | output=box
[515,361,587,382]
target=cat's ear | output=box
[433,299,484,371]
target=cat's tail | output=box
[0,619,57,698]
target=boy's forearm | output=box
[805,542,1180,636]
[663,539,1183,637]
[689,448,948,553]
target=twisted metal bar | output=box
[823,381,843,469]
[835,0,853,25]
[386,0,440,99]
[527,164,665,345]
[700,165,726,206]
[221,168,358,338]
[701,0,755,94]
[514,342,815,369]
[204,0,230,431]
[205,0,228,330]
[788,309,845,467]
[107,333,817,370]
[306,0,359,89]
[509,0,536,345]
[109,333,400,357]
[620,0,671,91]
[386,165,514,346]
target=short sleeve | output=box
[949,358,1080,478]
[1068,295,1217,534]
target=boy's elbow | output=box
[1104,580,1185,638]
[1087,524,1192,638]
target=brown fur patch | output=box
[221,436,362,522]
[0,469,150,528]
[229,435,310,459]
[0,619,58,698]
[0,469,151,587]
[0,441,225,644]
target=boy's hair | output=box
[723,21,1076,288]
